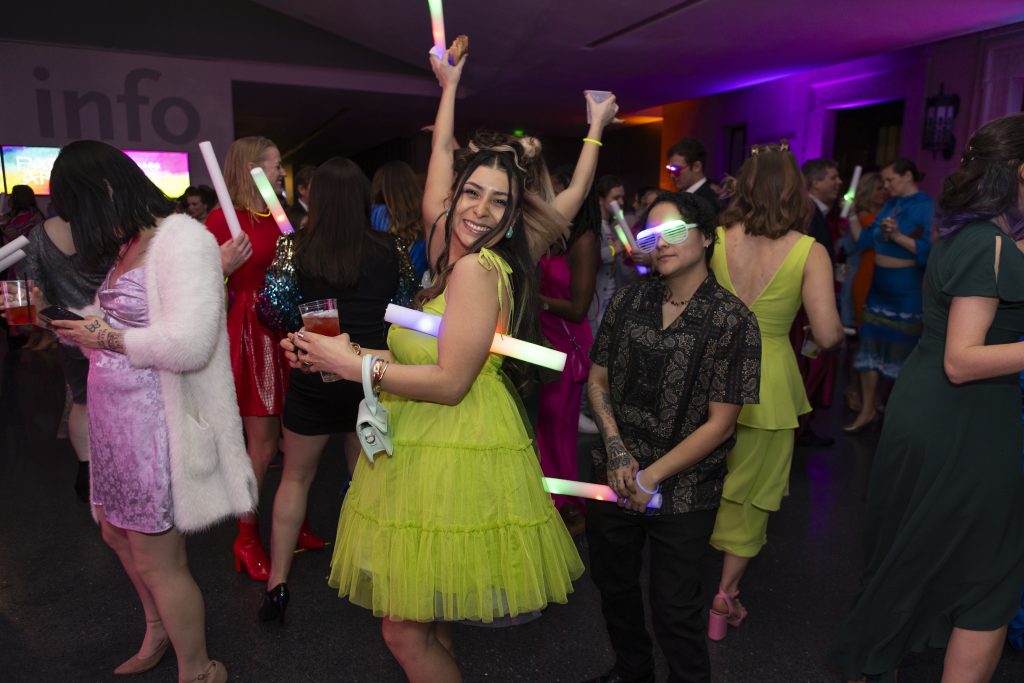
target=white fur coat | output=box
[77,214,257,533]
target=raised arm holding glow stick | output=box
[250,168,294,235]
[841,165,863,219]
[198,141,242,239]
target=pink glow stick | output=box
[542,477,662,509]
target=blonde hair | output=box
[852,172,883,216]
[224,136,277,211]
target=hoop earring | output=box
[505,225,514,239]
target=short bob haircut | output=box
[939,112,1024,239]
[720,141,808,239]
[50,140,175,271]
[636,190,718,265]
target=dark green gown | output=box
[830,222,1024,680]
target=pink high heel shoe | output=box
[707,590,748,641]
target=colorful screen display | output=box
[2,145,190,197]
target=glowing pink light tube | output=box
[0,249,26,273]
[198,141,242,239]
[384,304,567,371]
[427,0,446,61]
[250,168,295,235]
[542,477,663,509]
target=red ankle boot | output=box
[233,519,270,581]
[295,518,327,551]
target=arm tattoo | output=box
[84,320,101,333]
[98,329,126,354]
[591,386,618,442]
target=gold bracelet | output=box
[351,343,362,356]
[582,137,603,147]
[371,358,390,396]
[608,241,616,258]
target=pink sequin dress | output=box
[88,266,174,533]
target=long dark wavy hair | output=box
[416,133,550,388]
[50,140,175,271]
[939,113,1024,239]
[294,157,391,290]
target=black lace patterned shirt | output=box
[590,273,761,515]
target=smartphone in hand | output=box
[38,305,85,323]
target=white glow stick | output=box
[0,249,26,272]
[542,477,662,509]
[250,168,295,235]
[384,304,566,371]
[840,165,863,219]
[198,141,242,239]
[0,235,30,264]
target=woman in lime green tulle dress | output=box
[284,45,581,682]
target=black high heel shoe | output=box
[259,583,289,624]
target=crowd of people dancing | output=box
[4,37,1024,683]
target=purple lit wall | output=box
[658,22,1024,197]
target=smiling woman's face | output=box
[450,165,511,256]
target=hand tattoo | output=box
[84,320,101,333]
[606,435,632,471]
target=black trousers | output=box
[586,502,717,683]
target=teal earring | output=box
[505,225,514,239]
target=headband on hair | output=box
[750,140,789,156]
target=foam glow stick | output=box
[250,168,295,235]
[0,235,29,264]
[198,141,242,239]
[427,0,446,61]
[607,200,648,274]
[840,165,863,219]
[0,249,26,273]
[543,477,663,509]
[384,304,566,371]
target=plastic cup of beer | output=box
[298,298,341,382]
[2,280,36,325]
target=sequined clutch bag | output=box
[255,233,303,333]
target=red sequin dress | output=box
[207,208,288,416]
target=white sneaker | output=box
[578,413,599,434]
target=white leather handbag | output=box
[356,353,393,463]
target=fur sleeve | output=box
[123,217,226,373]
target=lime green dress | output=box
[328,249,584,623]
[708,227,814,557]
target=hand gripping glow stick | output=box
[0,249,26,272]
[427,0,447,61]
[0,235,30,264]
[607,200,648,274]
[198,141,242,239]
[542,477,663,509]
[840,165,863,219]
[250,168,295,235]
[384,304,567,371]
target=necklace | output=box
[663,289,690,307]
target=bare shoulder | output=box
[449,252,501,286]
